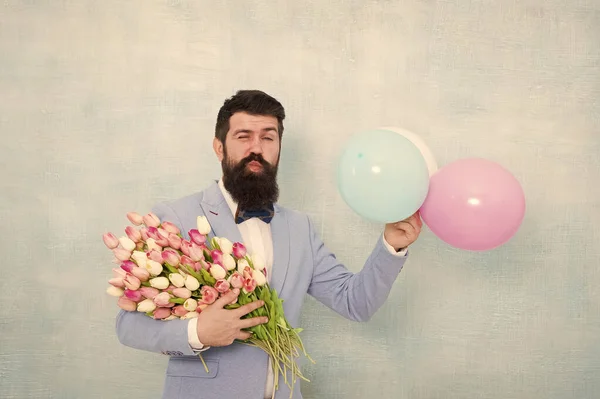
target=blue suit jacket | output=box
[116,181,408,398]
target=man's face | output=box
[213,112,281,209]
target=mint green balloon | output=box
[337,129,430,223]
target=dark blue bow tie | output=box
[235,204,275,224]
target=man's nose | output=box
[248,136,263,154]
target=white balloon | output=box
[379,126,438,176]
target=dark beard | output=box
[222,152,279,210]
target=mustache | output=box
[239,153,270,168]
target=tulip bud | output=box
[161,221,180,235]
[251,253,266,271]
[222,254,236,271]
[237,258,250,274]
[184,275,200,291]
[183,298,198,312]
[124,274,141,290]
[197,216,211,235]
[232,242,247,258]
[200,286,219,305]
[130,266,150,282]
[140,227,149,241]
[143,212,161,228]
[162,250,181,267]
[106,286,124,297]
[146,238,162,252]
[172,305,188,317]
[168,233,182,250]
[189,229,206,246]
[180,240,192,256]
[149,276,169,290]
[120,260,136,273]
[103,233,120,249]
[252,269,267,286]
[227,272,244,289]
[117,296,137,311]
[113,248,131,262]
[172,287,192,299]
[168,273,185,288]
[211,250,223,265]
[189,244,204,262]
[181,311,199,319]
[153,307,171,319]
[112,268,127,279]
[118,236,136,252]
[217,237,233,255]
[242,278,257,294]
[209,264,226,280]
[153,292,172,307]
[139,286,159,299]
[126,212,144,225]
[125,226,142,242]
[124,288,143,302]
[131,251,147,268]
[144,259,163,276]
[108,277,125,288]
[214,279,230,293]
[146,249,163,263]
[137,298,156,312]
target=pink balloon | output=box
[419,158,525,251]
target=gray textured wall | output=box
[1,1,599,398]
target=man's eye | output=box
[263,137,274,141]
[238,135,249,140]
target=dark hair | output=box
[215,90,286,143]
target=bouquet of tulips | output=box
[103,211,312,396]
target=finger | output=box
[403,214,422,233]
[213,288,240,308]
[238,316,269,329]
[234,299,265,317]
[395,221,418,238]
[413,212,423,228]
[235,331,252,341]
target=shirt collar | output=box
[217,178,238,217]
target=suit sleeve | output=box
[114,202,196,356]
[306,216,408,322]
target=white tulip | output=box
[146,238,161,252]
[222,254,236,271]
[181,311,199,320]
[137,299,156,313]
[196,216,211,235]
[218,237,233,255]
[252,253,266,271]
[210,264,226,280]
[185,275,200,291]
[164,315,177,321]
[169,273,185,288]
[252,269,267,286]
[131,251,147,268]
[106,286,124,297]
[237,258,250,274]
[119,236,136,252]
[149,276,169,289]
[183,298,198,312]
[145,260,163,276]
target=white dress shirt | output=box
[187,178,407,398]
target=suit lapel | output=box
[269,205,290,295]
[199,182,244,245]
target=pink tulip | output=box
[188,229,206,245]
[180,240,192,256]
[102,233,119,249]
[211,250,223,265]
[126,212,144,225]
[147,227,161,240]
[153,307,171,319]
[112,268,127,279]
[124,289,143,302]
[108,277,125,288]
[120,260,136,273]
[130,266,150,282]
[139,286,159,299]
[162,250,180,267]
[125,226,142,242]
[161,222,180,235]
[168,233,182,250]
[200,286,219,305]
[228,272,244,289]
[143,212,161,228]
[146,249,162,264]
[180,255,194,269]
[117,297,137,312]
[189,244,204,262]
[153,292,172,307]
[172,287,192,299]
[214,279,230,294]
[242,278,257,294]
[140,228,149,241]
[232,242,247,258]
[124,274,141,290]
[113,248,132,262]
[172,305,188,317]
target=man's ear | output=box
[213,137,224,162]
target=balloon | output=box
[379,126,438,176]
[419,158,526,251]
[337,129,430,223]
